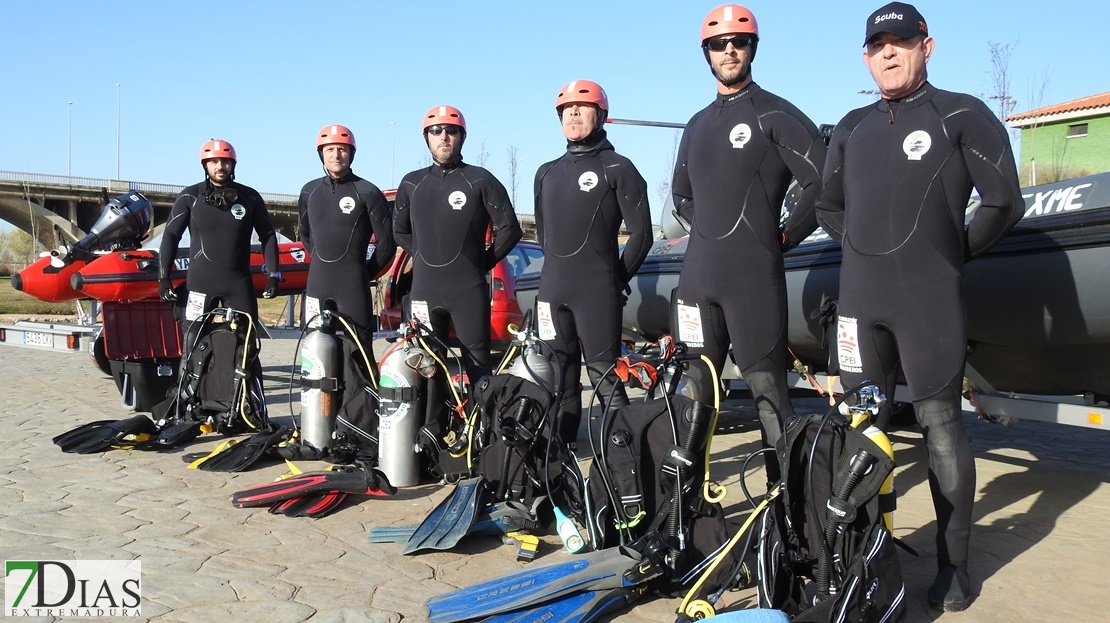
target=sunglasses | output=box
[704,34,754,52]
[427,125,462,136]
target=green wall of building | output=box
[1017,115,1110,186]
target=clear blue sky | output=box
[1,0,1104,229]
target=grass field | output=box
[0,276,298,324]
[0,277,78,316]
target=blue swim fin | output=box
[426,546,642,623]
[370,499,542,545]
[478,587,642,623]
[402,476,490,555]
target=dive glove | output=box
[262,273,282,299]
[159,278,177,302]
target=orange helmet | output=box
[422,105,466,132]
[556,80,609,114]
[200,139,236,163]
[317,124,356,150]
[700,4,759,44]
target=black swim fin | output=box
[53,415,160,454]
[426,546,643,622]
[146,420,204,449]
[401,476,490,555]
[231,464,396,508]
[186,425,290,472]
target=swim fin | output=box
[147,420,204,448]
[401,476,490,555]
[231,464,396,508]
[478,586,643,623]
[53,415,160,454]
[426,546,643,623]
[368,499,542,544]
[268,490,350,518]
[186,425,290,472]
[367,523,423,543]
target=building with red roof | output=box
[1008,92,1110,186]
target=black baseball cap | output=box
[864,2,928,46]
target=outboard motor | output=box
[297,311,343,456]
[377,325,435,487]
[52,192,153,266]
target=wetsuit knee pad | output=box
[742,370,789,440]
[915,399,973,496]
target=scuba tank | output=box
[504,328,555,392]
[298,311,342,456]
[842,385,897,531]
[377,326,434,487]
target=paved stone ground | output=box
[2,333,1109,622]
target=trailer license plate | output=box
[24,331,53,347]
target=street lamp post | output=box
[389,121,396,188]
[988,95,1017,122]
[115,83,121,180]
[68,101,73,177]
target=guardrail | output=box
[0,170,298,204]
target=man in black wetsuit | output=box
[159,139,279,329]
[817,3,1023,611]
[394,106,522,449]
[299,124,396,415]
[299,124,395,340]
[534,80,651,447]
[672,5,826,478]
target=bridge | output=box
[0,171,538,250]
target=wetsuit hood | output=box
[565,128,613,155]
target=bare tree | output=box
[656,129,682,206]
[418,151,431,169]
[1024,68,1055,185]
[986,41,1019,122]
[506,145,521,206]
[475,139,490,167]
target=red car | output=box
[378,241,543,349]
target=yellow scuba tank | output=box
[848,404,896,532]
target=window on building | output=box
[1067,123,1088,138]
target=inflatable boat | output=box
[516,172,1110,400]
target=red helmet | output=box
[700,4,759,44]
[556,80,609,113]
[200,139,236,163]
[317,124,356,150]
[422,105,466,132]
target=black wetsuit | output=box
[159,180,278,325]
[394,159,521,426]
[534,129,652,445]
[298,171,395,338]
[817,82,1023,569]
[671,82,825,472]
